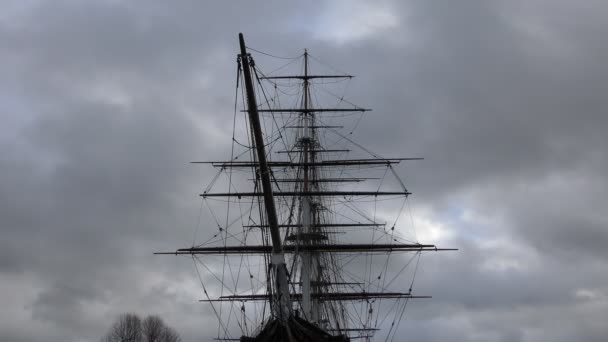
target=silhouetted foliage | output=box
[102,313,181,342]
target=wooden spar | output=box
[201,191,412,197]
[201,292,431,302]
[243,223,386,228]
[238,33,291,321]
[153,244,456,255]
[301,49,315,322]
[270,177,369,183]
[244,108,370,112]
[327,329,380,332]
[260,75,353,80]
[276,149,350,153]
[192,158,423,166]
[282,126,344,129]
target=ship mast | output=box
[156,34,457,341]
[238,33,291,321]
[300,48,318,322]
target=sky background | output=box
[1,0,608,341]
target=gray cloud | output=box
[1,0,607,341]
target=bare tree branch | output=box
[102,313,181,342]
[142,315,164,342]
[103,313,142,342]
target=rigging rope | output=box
[193,258,231,339]
[246,45,303,60]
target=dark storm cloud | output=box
[1,0,607,341]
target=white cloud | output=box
[311,0,400,44]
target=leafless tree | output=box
[160,326,181,342]
[103,313,181,342]
[142,315,182,342]
[102,313,142,342]
[142,315,165,342]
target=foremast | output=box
[238,33,291,321]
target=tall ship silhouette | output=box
[157,33,455,342]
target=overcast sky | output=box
[1,1,607,341]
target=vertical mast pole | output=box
[238,33,291,321]
[301,49,319,322]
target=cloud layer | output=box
[1,1,607,341]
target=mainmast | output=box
[300,48,318,323]
[238,33,291,321]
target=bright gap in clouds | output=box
[310,0,400,44]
